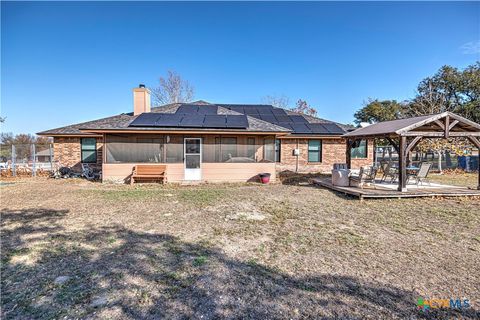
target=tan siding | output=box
[102,162,275,183]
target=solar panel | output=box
[155,114,183,126]
[291,123,312,134]
[226,115,248,128]
[323,123,345,134]
[277,122,294,130]
[290,115,308,123]
[307,123,329,134]
[129,113,162,127]
[257,107,274,115]
[179,115,204,127]
[176,105,198,114]
[272,108,287,116]
[203,115,226,128]
[243,106,259,115]
[259,114,278,123]
[197,105,218,115]
[274,115,291,123]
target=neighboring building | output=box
[38,85,373,183]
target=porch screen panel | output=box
[263,138,275,162]
[202,136,262,163]
[106,134,165,163]
[165,135,183,163]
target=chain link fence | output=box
[0,143,55,177]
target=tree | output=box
[0,117,5,123]
[354,99,405,125]
[406,62,480,123]
[151,71,195,105]
[263,95,290,109]
[290,99,317,117]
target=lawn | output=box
[1,176,479,319]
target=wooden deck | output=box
[311,177,480,200]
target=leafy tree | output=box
[406,62,480,123]
[290,99,317,117]
[151,70,195,105]
[354,99,405,125]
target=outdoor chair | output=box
[381,161,398,183]
[349,166,378,189]
[408,162,432,186]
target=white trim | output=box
[184,138,202,181]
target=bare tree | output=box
[151,71,195,105]
[263,95,290,109]
[291,99,318,117]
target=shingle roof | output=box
[343,112,480,137]
[38,101,349,136]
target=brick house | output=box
[38,85,373,183]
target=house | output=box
[38,85,373,183]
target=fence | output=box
[374,146,479,172]
[0,143,55,177]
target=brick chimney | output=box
[133,84,151,115]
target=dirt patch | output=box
[1,177,479,319]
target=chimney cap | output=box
[139,84,145,88]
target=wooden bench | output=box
[130,165,167,185]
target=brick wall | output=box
[276,138,374,173]
[53,136,103,172]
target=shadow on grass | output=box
[1,207,477,319]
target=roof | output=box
[38,101,349,136]
[343,112,480,138]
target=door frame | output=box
[183,137,202,181]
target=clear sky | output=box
[1,1,479,134]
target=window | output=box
[308,140,322,162]
[351,139,368,159]
[275,139,281,162]
[81,138,97,163]
[106,134,165,163]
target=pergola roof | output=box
[343,112,480,138]
[342,111,480,192]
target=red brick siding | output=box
[276,138,373,173]
[53,137,103,172]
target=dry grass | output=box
[1,176,479,319]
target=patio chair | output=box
[409,162,432,186]
[381,161,398,183]
[349,166,378,189]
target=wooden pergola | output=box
[343,112,480,192]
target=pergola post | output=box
[467,137,480,190]
[398,136,407,192]
[346,138,352,169]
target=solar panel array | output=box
[219,105,345,134]
[129,103,345,133]
[130,113,248,129]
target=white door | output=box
[184,138,202,181]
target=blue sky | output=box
[1,1,479,134]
